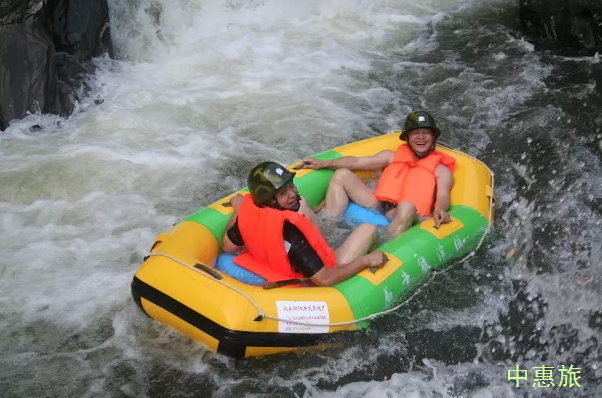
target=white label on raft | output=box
[276,301,329,333]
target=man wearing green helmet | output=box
[221,161,388,286]
[302,110,456,237]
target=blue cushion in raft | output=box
[216,203,389,285]
[343,202,390,226]
[216,253,266,286]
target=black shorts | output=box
[377,200,397,214]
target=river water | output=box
[1,0,601,397]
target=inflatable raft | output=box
[131,132,495,358]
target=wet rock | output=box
[0,0,43,26]
[519,0,602,53]
[0,5,64,130]
[0,0,113,130]
[47,0,113,63]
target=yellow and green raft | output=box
[131,132,495,358]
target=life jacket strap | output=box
[262,278,311,289]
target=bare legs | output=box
[324,169,380,215]
[334,223,378,265]
[386,201,418,236]
[324,169,420,237]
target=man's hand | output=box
[229,193,244,210]
[432,208,451,224]
[364,251,388,268]
[302,157,328,170]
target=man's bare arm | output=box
[434,164,454,211]
[221,195,245,253]
[298,196,319,229]
[309,251,387,287]
[303,150,394,171]
[433,165,454,223]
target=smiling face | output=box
[271,182,301,210]
[407,128,435,155]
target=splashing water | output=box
[1,0,601,397]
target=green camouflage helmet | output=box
[400,110,441,141]
[247,161,296,205]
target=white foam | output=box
[299,361,520,398]
[3,0,598,397]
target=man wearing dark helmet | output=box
[302,110,455,237]
[221,161,388,287]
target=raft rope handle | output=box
[148,149,494,328]
[146,252,266,321]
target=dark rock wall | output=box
[0,0,113,130]
[520,0,602,52]
[48,0,113,62]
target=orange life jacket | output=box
[373,144,456,215]
[233,194,337,282]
